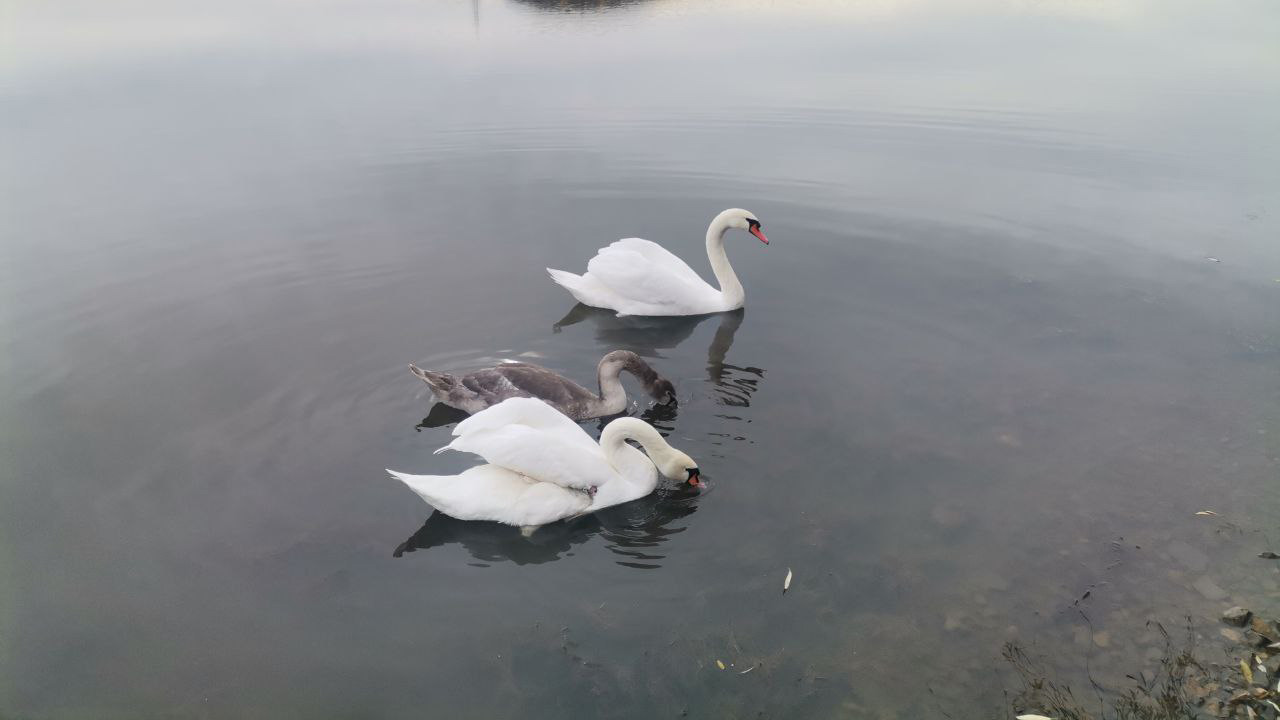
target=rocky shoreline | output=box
[1201,605,1280,719]
[1007,602,1279,720]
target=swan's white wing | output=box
[583,239,721,315]
[608,238,707,287]
[389,466,591,527]
[450,395,587,439]
[438,397,613,491]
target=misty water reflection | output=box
[7,0,1278,715]
[512,0,653,13]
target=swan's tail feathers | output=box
[387,469,444,509]
[386,468,427,497]
[387,469,439,494]
[546,268,598,307]
[409,364,457,400]
[546,267,582,290]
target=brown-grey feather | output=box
[611,351,677,403]
[410,354,676,420]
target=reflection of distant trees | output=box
[511,0,654,12]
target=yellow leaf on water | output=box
[1241,658,1253,685]
[716,659,725,670]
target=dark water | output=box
[3,0,1279,717]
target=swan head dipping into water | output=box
[408,349,677,420]
[387,398,702,535]
[598,416,701,488]
[596,349,677,408]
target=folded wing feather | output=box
[584,239,719,314]
[437,397,614,492]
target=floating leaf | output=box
[1241,658,1253,685]
[1016,715,1055,720]
[739,664,756,675]
[1195,510,1218,516]
[783,568,793,593]
[716,659,725,670]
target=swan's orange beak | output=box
[750,226,769,245]
[686,468,701,486]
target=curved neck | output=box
[706,215,744,308]
[599,418,669,466]
[595,360,628,415]
[592,418,668,510]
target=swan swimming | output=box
[388,397,700,534]
[409,350,675,421]
[547,208,768,317]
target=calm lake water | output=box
[3,0,1279,717]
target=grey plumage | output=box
[409,350,675,421]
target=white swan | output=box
[387,397,700,533]
[547,208,768,316]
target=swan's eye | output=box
[747,219,760,230]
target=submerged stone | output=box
[1222,606,1251,627]
[1248,615,1278,642]
[1193,576,1228,600]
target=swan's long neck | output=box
[599,418,668,469]
[592,418,669,509]
[706,215,744,308]
[595,359,628,416]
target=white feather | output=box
[437,398,609,492]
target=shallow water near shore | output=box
[3,0,1280,716]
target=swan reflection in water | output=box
[398,306,763,565]
[394,481,701,568]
